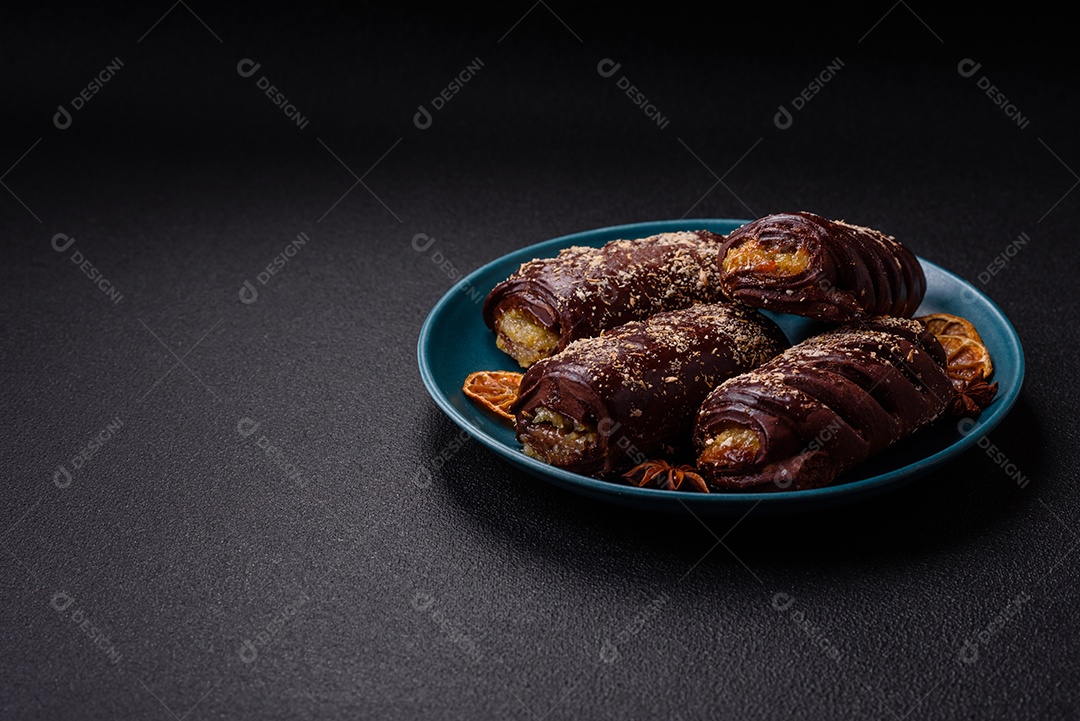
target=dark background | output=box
[3,3,1078,719]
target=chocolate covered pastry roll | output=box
[719,212,925,322]
[483,231,728,367]
[694,317,954,491]
[512,303,788,477]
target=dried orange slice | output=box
[918,313,984,344]
[916,313,993,390]
[463,370,524,422]
[935,335,993,388]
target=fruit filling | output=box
[495,308,560,368]
[520,407,597,466]
[699,422,762,469]
[722,238,811,277]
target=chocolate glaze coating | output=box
[693,317,955,490]
[719,212,926,322]
[512,303,789,477]
[482,231,728,357]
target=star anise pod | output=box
[622,459,710,493]
[949,380,998,419]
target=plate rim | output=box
[417,218,1026,509]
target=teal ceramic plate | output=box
[417,219,1024,515]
